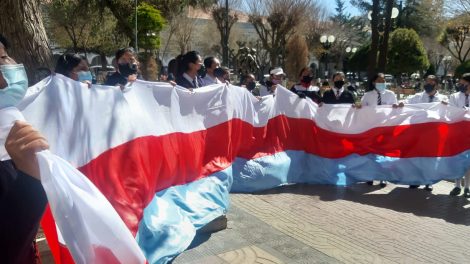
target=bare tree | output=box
[0,0,53,82]
[246,0,313,67]
[211,0,241,66]
[438,15,470,64]
[446,0,470,16]
[174,8,199,54]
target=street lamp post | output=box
[135,0,138,53]
[320,35,335,79]
[345,46,357,80]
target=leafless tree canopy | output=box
[446,0,470,16]
[246,0,321,67]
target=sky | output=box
[322,0,362,17]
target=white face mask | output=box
[375,83,386,92]
[0,64,28,109]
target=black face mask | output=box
[424,84,435,94]
[118,63,138,78]
[334,80,345,88]
[458,84,468,93]
[247,81,256,91]
[301,76,313,83]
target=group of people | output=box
[3,39,470,263]
[50,47,470,199]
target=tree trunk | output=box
[367,0,380,80]
[378,0,394,73]
[0,0,53,84]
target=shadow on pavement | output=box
[254,183,470,226]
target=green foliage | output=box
[399,0,445,38]
[387,28,430,75]
[348,43,370,72]
[46,0,129,56]
[455,60,470,78]
[332,0,350,25]
[130,2,166,52]
[425,63,436,76]
[88,8,129,55]
[437,15,470,63]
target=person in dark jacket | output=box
[105,47,139,86]
[0,33,49,263]
[322,72,355,104]
[175,51,204,89]
[290,67,321,103]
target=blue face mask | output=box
[77,71,93,83]
[0,64,28,109]
[375,83,386,92]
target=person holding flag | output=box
[0,33,49,264]
[448,73,470,197]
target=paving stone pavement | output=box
[174,181,470,264]
[39,181,470,263]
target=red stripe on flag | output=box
[76,116,470,234]
[41,206,74,264]
[42,115,470,260]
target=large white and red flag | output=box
[1,74,470,263]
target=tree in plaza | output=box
[387,28,430,76]
[0,0,53,83]
[86,8,130,70]
[376,0,394,73]
[130,3,165,53]
[304,5,329,57]
[455,60,470,77]
[129,3,165,81]
[438,15,470,64]
[46,0,129,70]
[446,0,470,16]
[173,9,199,55]
[348,43,370,73]
[285,34,309,82]
[399,0,445,38]
[351,0,377,78]
[326,0,370,73]
[98,0,214,50]
[246,0,313,67]
[350,0,395,76]
[211,0,241,67]
[332,0,351,25]
[46,0,96,53]
[151,0,215,61]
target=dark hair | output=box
[298,67,311,78]
[168,58,177,78]
[178,51,200,76]
[241,73,255,85]
[115,47,134,61]
[204,56,216,69]
[0,34,9,49]
[55,53,82,77]
[461,73,470,83]
[367,73,384,91]
[331,71,345,80]
[214,67,229,78]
